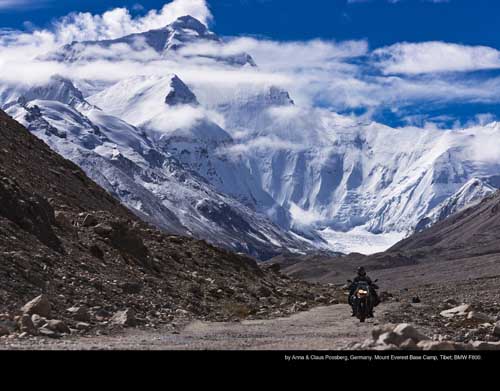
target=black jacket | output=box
[349,275,377,294]
[353,275,373,284]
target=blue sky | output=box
[1,0,500,128]
[1,0,499,48]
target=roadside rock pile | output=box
[352,323,500,351]
[0,295,72,339]
[383,280,500,345]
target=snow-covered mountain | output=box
[2,15,500,257]
[2,80,311,260]
[0,75,89,109]
[42,15,256,67]
[87,74,293,229]
[217,105,500,239]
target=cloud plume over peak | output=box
[0,0,212,51]
[50,0,212,44]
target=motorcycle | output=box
[347,279,379,323]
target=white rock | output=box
[392,323,429,343]
[440,304,471,318]
[110,309,137,327]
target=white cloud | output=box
[181,37,368,67]
[0,0,211,52]
[0,0,213,84]
[374,41,500,74]
[224,135,304,156]
[51,0,212,44]
[468,124,500,163]
[0,0,498,127]
[0,0,52,10]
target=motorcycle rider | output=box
[348,267,380,317]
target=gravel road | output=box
[1,304,396,350]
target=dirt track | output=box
[1,304,396,350]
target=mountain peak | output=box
[40,15,258,67]
[0,74,87,109]
[165,74,199,106]
[165,15,218,46]
[169,15,209,35]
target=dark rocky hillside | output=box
[0,110,336,339]
[390,191,500,260]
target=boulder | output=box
[76,322,91,331]
[372,324,396,341]
[21,294,51,317]
[54,211,74,231]
[440,304,471,318]
[467,311,494,323]
[0,319,16,336]
[46,319,71,334]
[94,224,113,237]
[0,324,10,336]
[373,324,429,348]
[93,308,112,320]
[38,328,60,339]
[82,213,98,227]
[376,332,402,346]
[0,178,61,250]
[109,221,149,262]
[110,309,137,327]
[399,339,419,350]
[314,295,328,303]
[493,322,500,337]
[18,314,37,335]
[417,341,461,351]
[258,286,272,298]
[67,306,91,322]
[31,314,47,328]
[392,323,429,343]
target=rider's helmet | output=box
[357,267,366,277]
